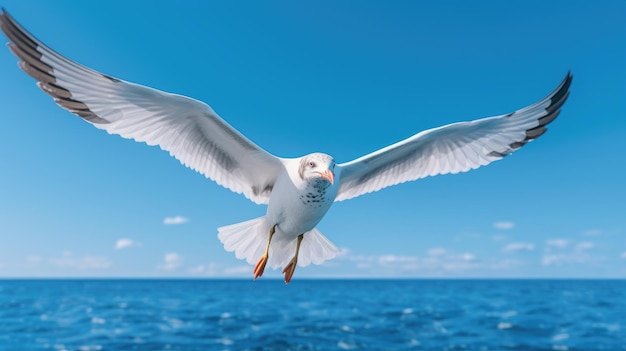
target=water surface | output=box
[0,279,624,350]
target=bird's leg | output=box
[282,234,304,284]
[253,225,275,280]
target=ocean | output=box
[0,279,624,350]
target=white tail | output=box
[217,217,341,270]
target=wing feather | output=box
[336,73,572,202]
[0,9,283,204]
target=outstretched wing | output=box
[336,72,572,202]
[0,9,284,204]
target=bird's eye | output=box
[308,161,316,168]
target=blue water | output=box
[0,280,624,350]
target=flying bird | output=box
[0,9,571,283]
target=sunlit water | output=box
[0,279,624,350]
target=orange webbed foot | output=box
[282,257,297,284]
[254,255,268,280]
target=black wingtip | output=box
[562,70,572,82]
[544,71,573,116]
[1,8,14,28]
[506,72,573,151]
[558,71,573,95]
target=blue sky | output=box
[0,0,624,279]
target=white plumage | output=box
[0,9,571,282]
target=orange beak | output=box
[318,169,335,184]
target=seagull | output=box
[0,9,571,283]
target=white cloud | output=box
[163,216,189,225]
[158,252,183,271]
[49,254,112,270]
[542,254,586,266]
[546,239,569,249]
[188,263,253,276]
[336,247,351,258]
[189,263,220,275]
[542,240,599,266]
[575,241,594,252]
[189,265,207,274]
[356,262,372,269]
[502,242,535,253]
[461,253,476,261]
[378,255,418,265]
[542,254,565,266]
[344,254,375,263]
[441,261,480,271]
[344,249,483,274]
[583,229,602,236]
[493,221,515,230]
[490,259,523,270]
[428,248,447,256]
[338,245,532,276]
[115,238,138,250]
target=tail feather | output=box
[299,227,341,266]
[218,217,269,265]
[217,217,340,270]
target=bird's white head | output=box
[298,153,335,186]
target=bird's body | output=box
[218,154,341,277]
[0,9,571,283]
[268,155,337,240]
